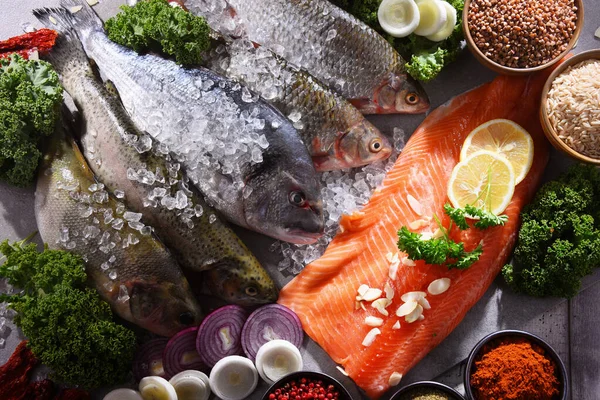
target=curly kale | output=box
[0,238,136,389]
[330,0,466,82]
[105,0,211,65]
[502,165,600,298]
[0,54,63,186]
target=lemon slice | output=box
[460,119,533,184]
[448,150,515,215]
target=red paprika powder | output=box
[0,29,58,59]
[470,338,560,400]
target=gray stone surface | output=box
[0,0,599,399]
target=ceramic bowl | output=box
[261,371,353,400]
[464,329,568,400]
[462,0,583,75]
[540,49,600,165]
[390,380,465,400]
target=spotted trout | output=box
[186,0,430,115]
[35,121,202,337]
[33,7,278,305]
[39,1,324,245]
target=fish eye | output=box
[178,311,194,326]
[406,92,419,105]
[245,286,258,296]
[369,139,382,153]
[289,191,306,207]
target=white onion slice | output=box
[103,389,143,400]
[210,355,258,400]
[426,1,457,42]
[378,0,420,38]
[138,376,178,400]
[255,340,303,384]
[170,370,211,400]
[414,0,447,36]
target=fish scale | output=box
[187,0,430,114]
[278,71,552,398]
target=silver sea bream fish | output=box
[205,37,392,171]
[186,0,430,114]
[33,7,279,306]
[35,123,202,337]
[52,0,324,245]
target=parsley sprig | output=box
[444,203,508,230]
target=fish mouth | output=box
[280,229,323,245]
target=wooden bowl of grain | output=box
[540,50,600,165]
[463,0,584,76]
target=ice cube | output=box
[108,270,118,280]
[118,285,130,302]
[326,29,337,41]
[123,211,143,222]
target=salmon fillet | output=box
[278,72,551,399]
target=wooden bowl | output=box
[462,0,584,76]
[540,49,600,165]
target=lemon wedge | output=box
[460,119,533,184]
[448,150,515,215]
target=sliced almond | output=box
[407,194,423,216]
[69,5,83,13]
[49,16,57,25]
[362,328,381,347]
[432,228,445,239]
[386,252,395,263]
[362,288,383,302]
[384,283,394,301]
[365,316,384,327]
[86,0,99,5]
[360,302,367,311]
[595,26,600,39]
[389,260,400,280]
[392,321,401,330]
[371,298,391,316]
[418,296,431,310]
[396,300,418,317]
[401,291,427,302]
[405,304,424,323]
[420,232,433,241]
[401,257,416,267]
[357,284,370,297]
[428,278,451,295]
[389,372,403,386]
[408,219,429,230]
[28,50,39,60]
[355,301,361,310]
[336,366,349,376]
[418,314,425,321]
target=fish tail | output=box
[32,7,89,73]
[59,0,104,36]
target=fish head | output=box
[339,120,393,168]
[125,280,203,337]
[352,73,430,114]
[243,162,324,244]
[202,261,279,306]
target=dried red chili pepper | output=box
[0,29,58,59]
[0,341,39,400]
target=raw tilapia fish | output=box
[48,0,324,245]
[186,0,430,115]
[34,7,278,306]
[35,121,202,337]
[205,37,392,171]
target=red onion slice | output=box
[133,338,169,382]
[163,327,207,377]
[241,304,303,361]
[196,305,248,367]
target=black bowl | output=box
[390,381,465,400]
[261,371,353,400]
[464,330,568,400]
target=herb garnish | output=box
[444,203,508,230]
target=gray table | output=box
[1,1,599,399]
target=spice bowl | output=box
[464,330,568,400]
[261,371,353,400]
[390,381,465,400]
[462,0,584,75]
[540,49,600,165]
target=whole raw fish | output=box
[44,0,324,245]
[186,0,430,115]
[33,7,278,306]
[205,38,392,171]
[35,121,202,337]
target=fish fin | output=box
[59,0,104,37]
[32,7,89,73]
